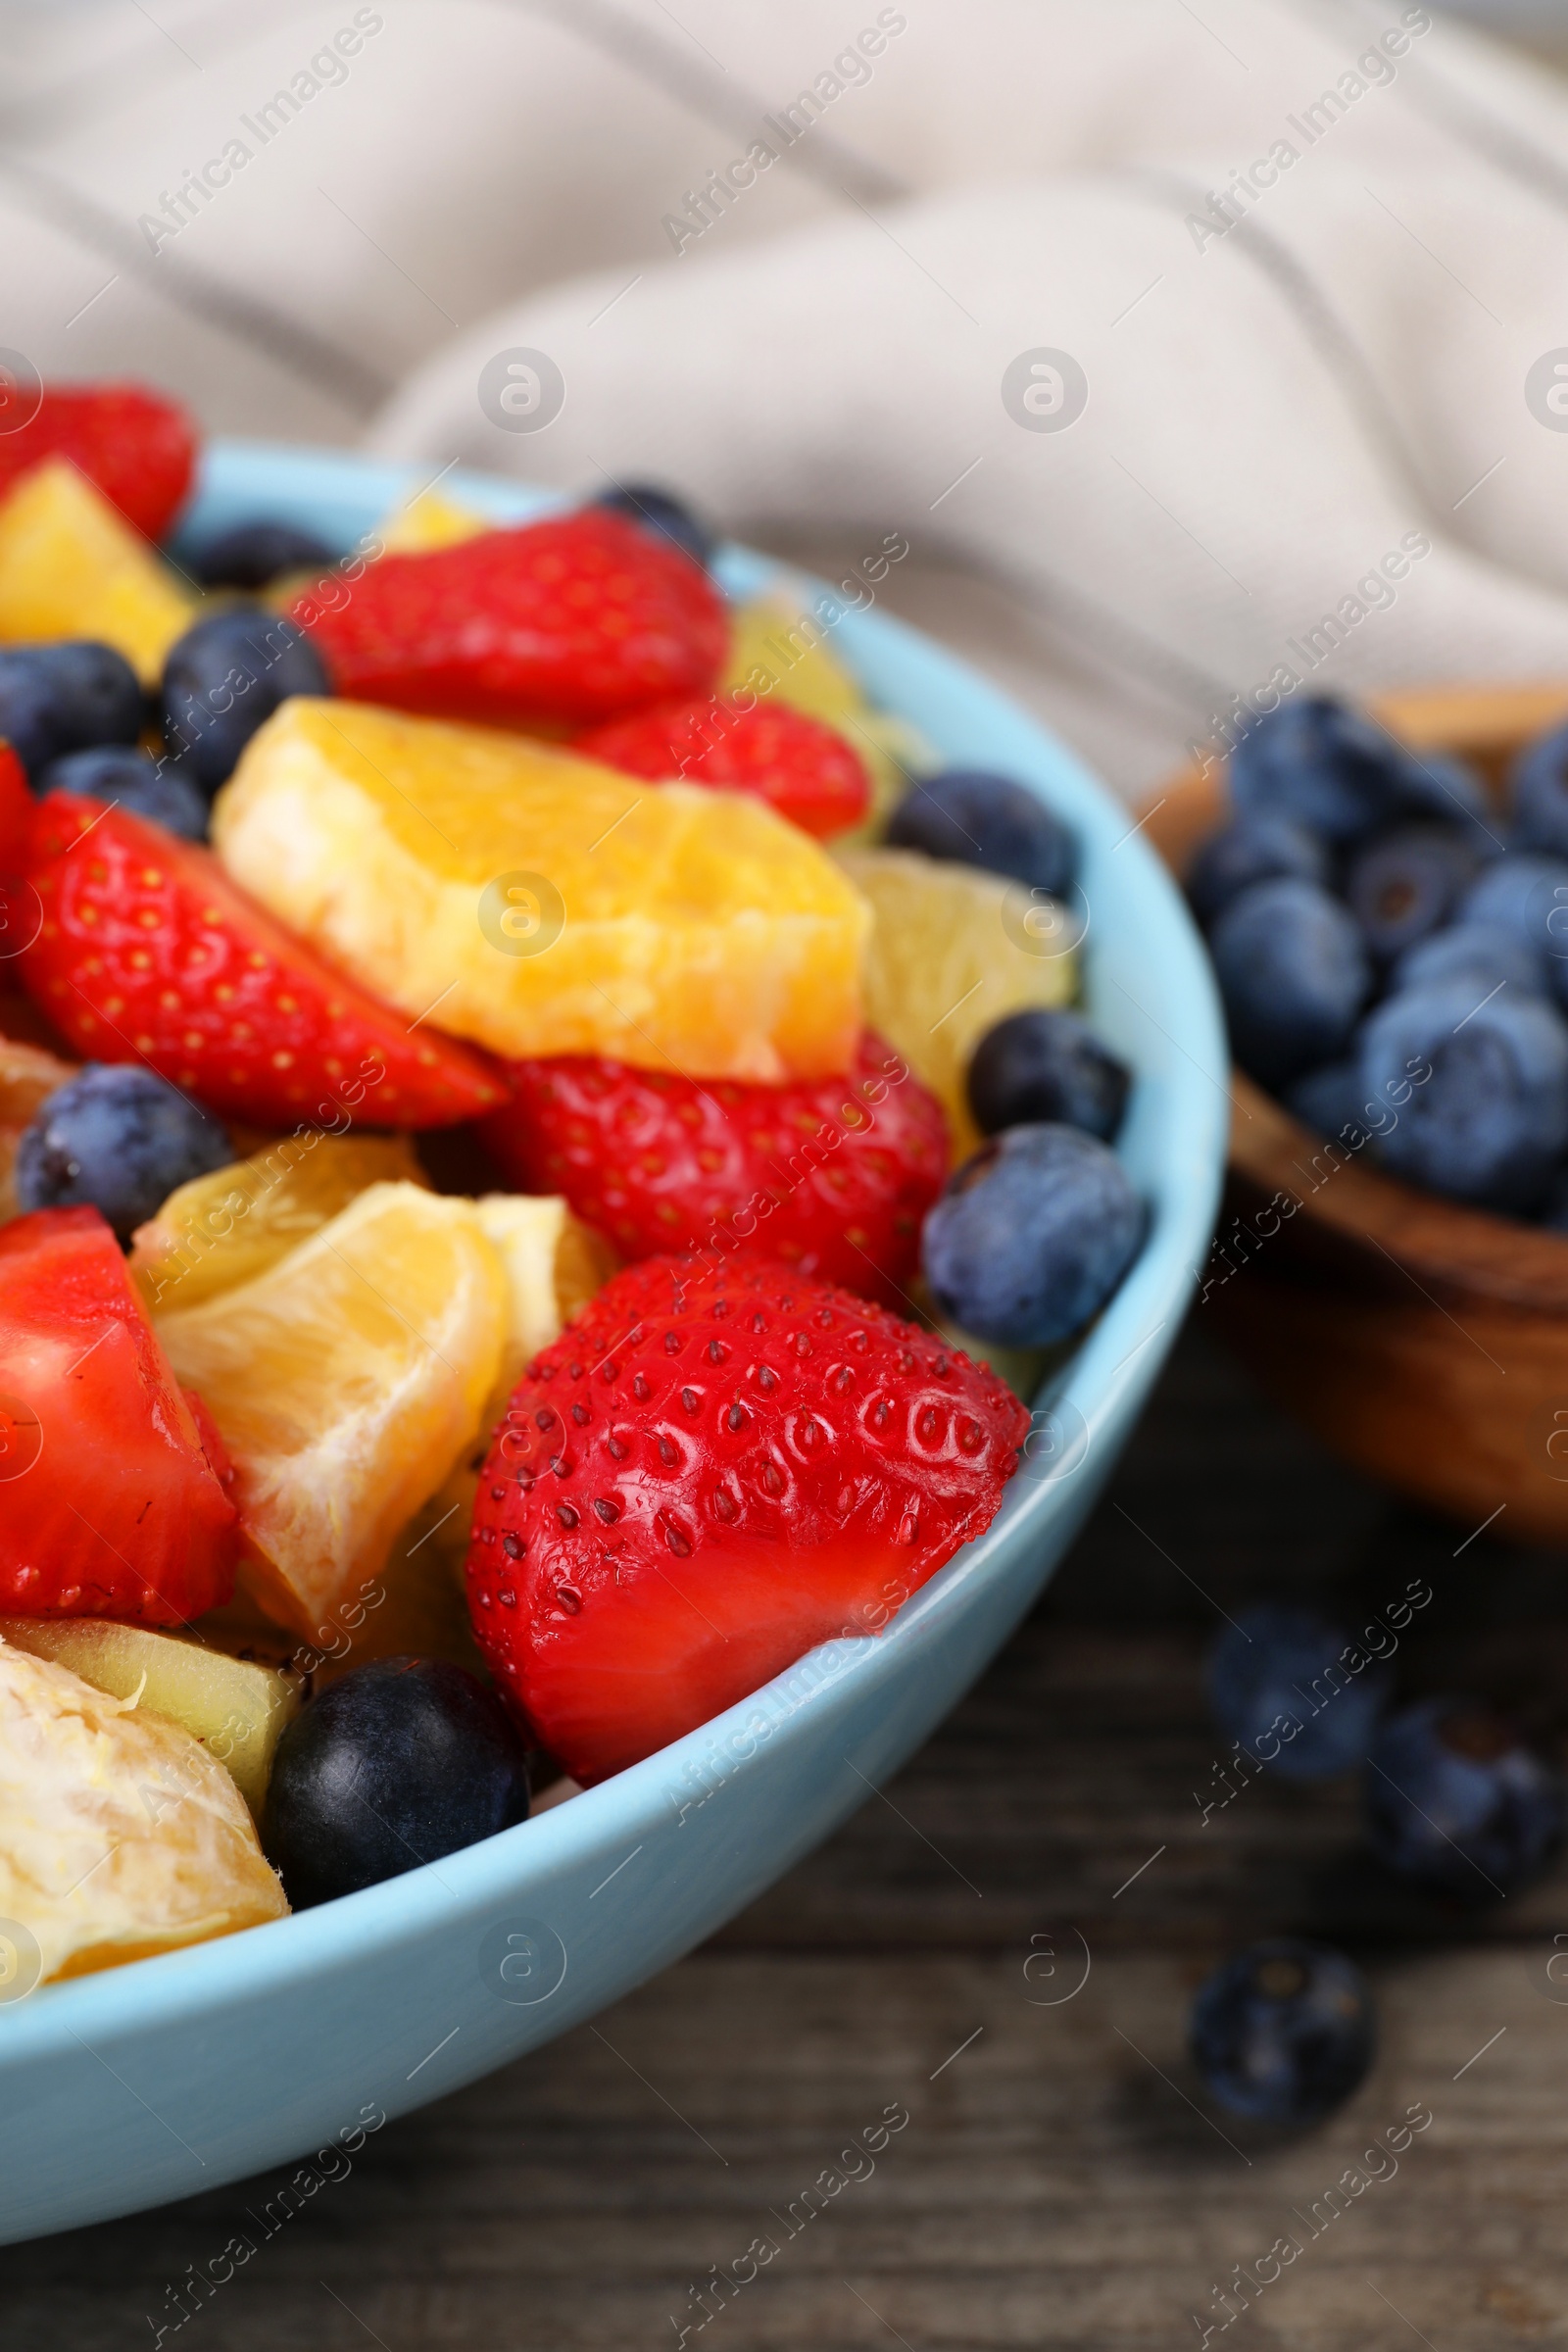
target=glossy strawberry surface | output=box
[480,1036,947,1306]
[0,381,197,541]
[466,1254,1031,1783]
[0,1205,237,1619]
[575,695,870,840]
[21,794,506,1128]
[293,509,730,729]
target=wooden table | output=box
[8,1318,1566,2348]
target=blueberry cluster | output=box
[1189,1600,1563,2126]
[1192,694,1568,1219]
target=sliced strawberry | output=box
[480,1036,947,1306]
[21,794,506,1128]
[0,1205,237,1620]
[0,380,197,540]
[575,696,870,840]
[0,744,28,873]
[466,1253,1031,1783]
[291,509,730,730]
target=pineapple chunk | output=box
[130,1130,426,1313]
[0,1036,74,1224]
[376,485,490,554]
[0,1639,286,1983]
[0,1618,300,1814]
[0,459,197,681]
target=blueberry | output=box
[1230,696,1426,843]
[192,517,336,591]
[1190,1939,1375,2125]
[264,1655,531,1908]
[0,641,143,781]
[1364,1697,1563,1899]
[922,1122,1145,1347]
[1345,823,1480,964]
[1206,1604,1392,1781]
[965,1008,1130,1143]
[1357,979,1568,1211]
[594,483,714,570]
[1285,1059,1369,1143]
[15,1063,231,1242]
[1509,716,1568,859]
[37,745,209,842]
[1209,877,1370,1088]
[1186,811,1329,930]
[1392,921,1544,1003]
[1398,750,1502,850]
[886,770,1078,898]
[162,605,330,796]
[1457,854,1568,1005]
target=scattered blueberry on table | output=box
[1363,1697,1564,1900]
[1206,1603,1393,1781]
[1190,1937,1376,2124]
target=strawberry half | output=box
[480,1036,947,1306]
[466,1253,1031,1783]
[0,380,197,541]
[21,794,506,1128]
[575,696,870,840]
[0,1205,237,1620]
[292,509,730,730]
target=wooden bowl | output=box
[1145,684,1568,1547]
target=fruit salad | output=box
[1191,694,1568,1223]
[0,379,1149,1985]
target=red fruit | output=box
[575,696,870,840]
[481,1036,947,1307]
[0,1206,237,1621]
[292,509,730,730]
[466,1253,1031,1783]
[0,744,28,873]
[0,380,197,541]
[21,794,506,1128]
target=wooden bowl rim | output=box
[1151,684,1568,1315]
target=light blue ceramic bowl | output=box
[0,445,1226,2244]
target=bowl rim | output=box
[0,439,1227,2063]
[1149,686,1568,1314]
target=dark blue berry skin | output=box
[1206,1604,1393,1781]
[1190,1939,1375,2125]
[1399,750,1501,849]
[965,1008,1130,1144]
[193,517,336,591]
[594,483,714,570]
[1345,824,1480,964]
[1230,696,1427,843]
[36,745,210,843]
[886,770,1079,899]
[0,641,143,781]
[1392,921,1544,1004]
[1209,877,1370,1088]
[1364,1698,1563,1900]
[1356,979,1568,1211]
[1511,718,1568,860]
[922,1122,1145,1347]
[1457,854,1568,1007]
[162,605,330,796]
[264,1656,531,1908]
[1285,1059,1368,1143]
[1186,811,1328,930]
[14,1063,231,1242]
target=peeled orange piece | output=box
[837,846,1078,1158]
[0,1640,286,1983]
[130,1130,425,1313]
[155,1182,506,1637]
[376,485,490,554]
[214,699,868,1081]
[0,459,197,681]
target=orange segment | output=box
[213,698,868,1081]
[0,459,197,681]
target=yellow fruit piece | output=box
[215,698,868,1081]
[156,1182,506,1639]
[130,1130,425,1314]
[1,1036,74,1224]
[837,845,1077,1159]
[0,1618,300,1816]
[376,485,490,554]
[722,597,913,840]
[474,1192,616,1427]
[0,1640,286,1983]
[0,459,197,682]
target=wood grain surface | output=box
[6,1317,1567,2350]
